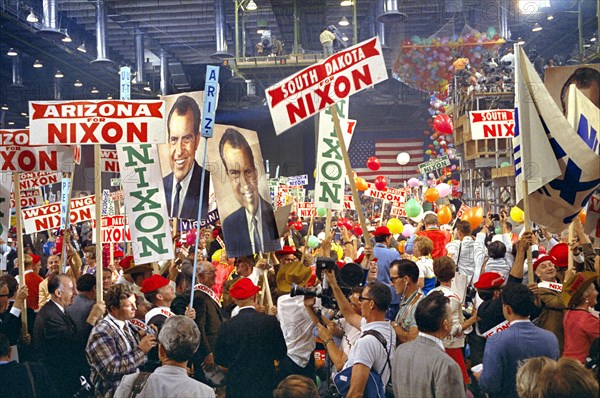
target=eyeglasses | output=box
[358,296,374,302]
[390,275,402,282]
[0,294,10,298]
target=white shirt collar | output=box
[171,163,195,218]
[509,319,530,326]
[23,269,34,275]
[418,332,445,351]
[52,300,65,314]
[107,313,126,330]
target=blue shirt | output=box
[373,243,401,304]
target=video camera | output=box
[290,257,364,310]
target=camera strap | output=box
[361,329,391,376]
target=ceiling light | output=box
[74,80,83,87]
[1,104,8,111]
[339,16,349,26]
[340,0,353,6]
[107,94,113,99]
[547,14,553,21]
[517,37,526,45]
[246,0,257,11]
[257,29,264,34]
[8,121,14,125]
[532,23,543,32]
[26,10,38,23]
[591,34,597,43]
[62,33,72,43]
[91,87,99,94]
[25,125,29,129]
[7,48,17,56]
[21,112,27,116]
[55,70,64,78]
[77,42,87,53]
[342,33,349,42]
[33,59,43,68]
[143,83,152,92]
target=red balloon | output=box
[353,225,363,236]
[366,156,381,171]
[433,114,453,135]
[374,175,387,191]
[293,221,303,231]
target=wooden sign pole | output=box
[13,172,28,336]
[94,145,103,303]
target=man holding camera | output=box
[320,270,396,398]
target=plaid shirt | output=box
[446,233,488,284]
[86,316,147,397]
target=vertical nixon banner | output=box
[0,174,11,242]
[315,100,350,210]
[117,144,174,264]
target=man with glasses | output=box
[219,128,280,257]
[389,259,423,344]
[163,95,211,221]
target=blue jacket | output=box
[479,321,559,398]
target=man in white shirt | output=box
[446,220,487,284]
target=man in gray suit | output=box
[392,291,466,398]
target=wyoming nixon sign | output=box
[22,195,95,234]
[469,110,515,140]
[28,100,166,145]
[266,37,387,134]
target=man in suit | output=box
[215,277,287,398]
[163,94,210,221]
[0,278,27,346]
[392,291,466,398]
[33,274,102,396]
[219,128,280,257]
[475,283,560,398]
[191,261,224,381]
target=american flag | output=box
[349,137,424,186]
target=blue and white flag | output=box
[513,46,600,233]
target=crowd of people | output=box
[0,203,599,398]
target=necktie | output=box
[252,216,262,253]
[123,324,136,350]
[173,182,182,218]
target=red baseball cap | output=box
[373,226,391,237]
[548,243,568,268]
[119,255,134,270]
[114,249,125,258]
[473,272,504,290]
[354,253,378,263]
[229,277,260,300]
[276,246,296,256]
[140,274,170,294]
[533,255,556,271]
[30,254,41,265]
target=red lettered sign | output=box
[101,149,120,173]
[22,195,95,234]
[10,190,43,208]
[1,129,73,172]
[469,110,515,140]
[28,100,166,145]
[363,183,407,203]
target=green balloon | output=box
[405,198,422,218]
[316,207,327,217]
[500,161,511,168]
[307,235,320,248]
[495,227,502,234]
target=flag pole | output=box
[330,105,372,251]
[13,172,28,338]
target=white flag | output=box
[513,46,600,233]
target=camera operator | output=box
[318,270,396,398]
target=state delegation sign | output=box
[28,100,166,145]
[22,195,95,234]
[1,129,73,172]
[266,37,388,134]
[469,110,515,140]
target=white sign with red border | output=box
[28,100,166,145]
[22,195,95,234]
[266,37,388,134]
[92,216,131,243]
[363,183,407,203]
[10,190,43,209]
[17,171,60,191]
[469,109,515,140]
[1,129,73,172]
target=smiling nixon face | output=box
[168,110,199,182]
[222,142,259,216]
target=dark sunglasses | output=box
[358,296,374,302]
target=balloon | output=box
[397,240,406,254]
[355,177,368,191]
[186,229,197,246]
[408,177,420,187]
[500,161,511,168]
[578,209,587,225]
[366,156,381,171]
[495,227,502,235]
[436,183,451,197]
[43,241,55,256]
[293,221,303,231]
[437,205,452,224]
[353,225,363,236]
[424,188,440,202]
[374,175,387,191]
[307,235,320,248]
[405,198,422,218]
[464,207,483,230]
[510,206,524,223]
[402,224,415,237]
[316,207,327,217]
[387,218,404,234]
[433,114,453,135]
[396,152,410,165]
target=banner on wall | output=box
[1,129,73,172]
[28,100,166,145]
[266,37,388,134]
[469,110,515,140]
[118,144,174,264]
[22,195,95,234]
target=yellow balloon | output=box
[386,218,404,234]
[510,206,524,223]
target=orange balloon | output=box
[437,205,452,225]
[466,207,483,230]
[355,177,368,191]
[397,240,406,254]
[578,209,587,225]
[424,187,440,203]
